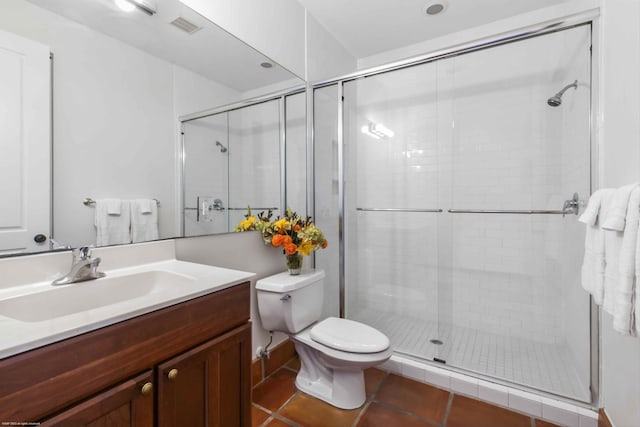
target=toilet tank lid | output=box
[310,317,390,354]
[255,269,325,292]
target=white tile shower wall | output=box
[228,100,281,222]
[347,26,591,346]
[183,113,229,236]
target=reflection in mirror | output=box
[181,89,307,236]
[0,0,304,256]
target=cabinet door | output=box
[157,323,251,427]
[41,371,153,427]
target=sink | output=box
[0,258,255,359]
[0,270,197,322]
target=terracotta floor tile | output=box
[535,420,562,427]
[252,368,298,412]
[265,417,295,427]
[356,402,432,427]
[286,356,301,372]
[447,395,531,427]
[364,368,387,397]
[252,404,271,427]
[374,374,449,423]
[280,392,360,427]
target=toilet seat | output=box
[293,327,392,365]
[310,317,390,353]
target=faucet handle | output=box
[73,246,92,261]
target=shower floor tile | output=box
[351,308,590,402]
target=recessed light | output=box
[260,62,273,69]
[424,1,447,16]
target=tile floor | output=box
[353,308,590,402]
[251,357,562,427]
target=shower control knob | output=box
[33,234,47,243]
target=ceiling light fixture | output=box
[114,0,157,15]
[424,0,447,16]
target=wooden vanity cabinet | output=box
[0,282,251,427]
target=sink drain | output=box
[430,339,443,345]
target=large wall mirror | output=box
[0,0,305,256]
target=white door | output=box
[0,29,51,254]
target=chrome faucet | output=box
[51,246,106,286]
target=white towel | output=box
[612,187,640,335]
[131,199,159,243]
[602,183,639,231]
[95,199,131,246]
[579,189,610,226]
[581,189,614,304]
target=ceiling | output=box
[299,0,571,59]
[25,0,300,91]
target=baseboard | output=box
[599,408,614,427]
[252,339,296,386]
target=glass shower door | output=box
[440,25,592,401]
[343,61,449,362]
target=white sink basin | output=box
[0,270,197,322]
[0,259,255,358]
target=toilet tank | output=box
[256,270,325,334]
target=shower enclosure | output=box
[314,23,594,403]
[180,90,307,236]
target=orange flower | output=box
[284,243,298,255]
[321,239,328,249]
[271,234,284,247]
[293,225,301,232]
[282,235,292,245]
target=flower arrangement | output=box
[234,207,328,274]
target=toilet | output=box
[256,270,392,409]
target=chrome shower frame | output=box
[310,9,600,407]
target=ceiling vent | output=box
[170,17,202,35]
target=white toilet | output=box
[256,270,392,409]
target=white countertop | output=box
[0,259,255,359]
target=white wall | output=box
[178,0,306,79]
[174,232,288,356]
[305,12,356,82]
[598,0,640,426]
[0,0,240,248]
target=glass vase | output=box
[285,253,303,275]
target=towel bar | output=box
[83,197,160,207]
[356,208,443,213]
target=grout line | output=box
[252,402,274,415]
[370,400,441,427]
[350,400,372,427]
[442,392,455,426]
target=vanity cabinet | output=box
[0,282,251,427]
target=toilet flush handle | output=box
[280,294,291,301]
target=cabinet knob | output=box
[141,382,153,395]
[167,368,178,380]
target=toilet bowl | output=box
[256,270,392,409]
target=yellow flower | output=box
[273,218,290,232]
[297,240,314,256]
[239,216,256,230]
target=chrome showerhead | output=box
[215,141,228,153]
[547,80,578,107]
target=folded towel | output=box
[105,199,121,215]
[131,199,159,243]
[579,189,611,226]
[612,187,640,335]
[602,183,639,231]
[581,189,614,304]
[95,199,131,246]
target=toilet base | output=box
[293,343,366,410]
